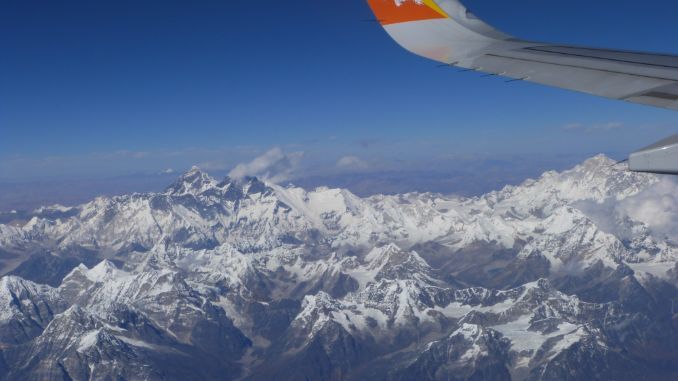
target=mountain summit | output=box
[0,156,676,381]
[165,166,217,196]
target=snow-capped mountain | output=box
[0,155,676,381]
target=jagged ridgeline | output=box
[0,156,676,381]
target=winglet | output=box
[365,0,509,64]
[366,0,449,25]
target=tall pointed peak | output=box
[186,165,203,175]
[86,260,121,280]
[165,166,217,196]
[577,154,616,170]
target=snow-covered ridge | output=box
[1,156,675,282]
[0,276,58,322]
[3,156,669,257]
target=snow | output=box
[548,327,586,359]
[348,244,405,288]
[436,302,475,318]
[77,330,101,352]
[116,336,154,349]
[454,323,480,338]
[329,305,390,333]
[493,316,543,352]
[0,276,59,323]
[492,316,581,367]
[295,279,440,338]
[1,155,668,274]
[84,260,124,283]
[455,324,483,362]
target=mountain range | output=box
[0,155,676,380]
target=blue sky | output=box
[2,0,678,181]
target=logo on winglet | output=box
[367,0,450,25]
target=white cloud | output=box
[618,178,678,239]
[336,156,368,170]
[578,177,678,241]
[228,147,303,183]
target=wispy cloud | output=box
[228,147,304,183]
[336,156,368,170]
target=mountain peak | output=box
[61,260,125,286]
[85,260,123,283]
[574,154,616,172]
[165,166,217,196]
[0,276,39,296]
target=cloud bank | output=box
[578,177,678,241]
[618,178,678,239]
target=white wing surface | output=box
[366,0,678,173]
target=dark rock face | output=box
[0,157,676,380]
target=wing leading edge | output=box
[366,0,678,174]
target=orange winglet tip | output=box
[366,0,449,26]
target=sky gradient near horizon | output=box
[2,0,678,181]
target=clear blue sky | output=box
[2,0,678,180]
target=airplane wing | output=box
[366,0,678,174]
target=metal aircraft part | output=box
[366,0,678,175]
[629,134,678,175]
